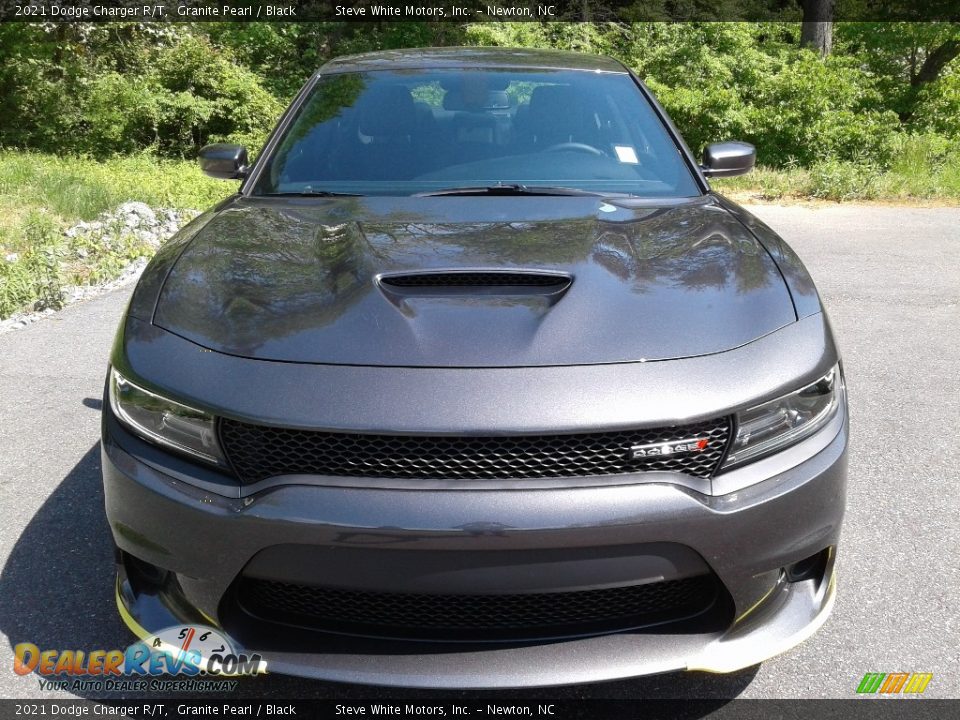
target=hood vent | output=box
[379,271,571,290]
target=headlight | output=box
[108,368,224,465]
[722,364,844,469]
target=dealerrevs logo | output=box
[14,625,265,691]
[630,437,709,460]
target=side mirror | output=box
[701,141,755,178]
[199,144,249,180]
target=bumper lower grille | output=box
[237,574,721,641]
[218,417,731,485]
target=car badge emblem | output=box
[630,437,709,460]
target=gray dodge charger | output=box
[102,47,847,687]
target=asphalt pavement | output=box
[0,204,958,701]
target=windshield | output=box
[252,69,700,198]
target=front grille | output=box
[380,272,568,288]
[218,417,732,485]
[237,574,721,641]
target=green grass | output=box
[715,136,960,203]
[0,150,232,223]
[0,151,236,319]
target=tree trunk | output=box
[800,0,833,57]
[911,39,960,86]
[900,39,960,121]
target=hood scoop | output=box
[377,270,573,296]
[378,270,572,295]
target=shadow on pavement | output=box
[0,443,758,706]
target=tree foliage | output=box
[0,21,958,167]
[0,24,282,158]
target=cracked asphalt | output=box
[0,204,958,702]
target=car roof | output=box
[318,47,629,75]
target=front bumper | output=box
[103,405,846,688]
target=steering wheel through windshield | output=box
[544,142,604,156]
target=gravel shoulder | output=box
[0,202,197,334]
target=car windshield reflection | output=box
[253,69,700,198]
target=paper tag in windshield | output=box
[614,145,639,164]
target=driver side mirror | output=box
[199,144,249,180]
[701,141,755,178]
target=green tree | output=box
[841,22,960,122]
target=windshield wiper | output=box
[414,184,630,198]
[261,190,364,197]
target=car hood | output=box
[153,195,796,367]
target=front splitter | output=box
[114,563,835,689]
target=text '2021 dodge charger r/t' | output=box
[102,48,847,688]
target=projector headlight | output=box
[108,368,224,465]
[722,364,844,469]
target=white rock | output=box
[117,201,156,220]
[3,202,201,334]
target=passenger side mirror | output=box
[701,141,755,178]
[199,144,249,180]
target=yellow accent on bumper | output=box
[689,569,837,674]
[114,577,151,641]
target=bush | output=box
[907,68,960,139]
[148,34,284,155]
[628,24,762,155]
[631,26,903,167]
[876,133,960,198]
[807,160,879,200]
[0,28,282,159]
[0,209,65,316]
[744,52,901,166]
[81,73,162,155]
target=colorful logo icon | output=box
[14,624,265,677]
[856,672,932,695]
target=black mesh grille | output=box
[218,417,732,485]
[380,272,568,288]
[237,574,720,640]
